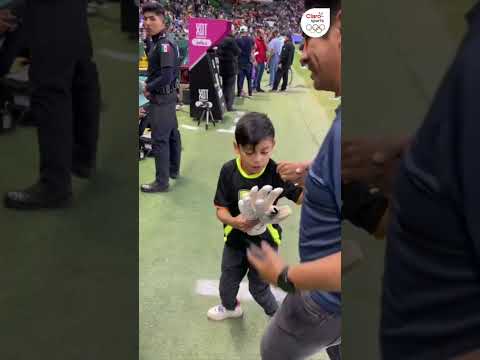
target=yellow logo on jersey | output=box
[238,190,249,201]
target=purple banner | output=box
[188,18,231,70]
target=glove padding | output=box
[238,185,292,236]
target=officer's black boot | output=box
[4,182,72,210]
[141,156,169,193]
[140,181,169,193]
[72,59,100,180]
[72,164,96,179]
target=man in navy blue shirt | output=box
[339,2,480,359]
[380,3,480,359]
[248,1,343,359]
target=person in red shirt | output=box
[254,28,268,92]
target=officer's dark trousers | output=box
[219,244,278,316]
[237,63,252,96]
[273,65,289,91]
[30,57,100,193]
[150,92,181,187]
[28,0,100,194]
[221,74,236,111]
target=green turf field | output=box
[139,48,339,359]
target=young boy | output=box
[207,112,303,321]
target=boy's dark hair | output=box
[235,112,275,149]
[141,1,165,17]
[304,0,341,18]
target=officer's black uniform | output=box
[4,0,100,209]
[141,31,181,193]
[273,36,294,91]
[217,34,241,111]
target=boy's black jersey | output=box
[214,158,302,249]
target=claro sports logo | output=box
[301,8,330,38]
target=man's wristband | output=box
[277,266,296,293]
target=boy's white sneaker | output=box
[207,304,243,321]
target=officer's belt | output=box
[153,85,176,95]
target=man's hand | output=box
[342,137,409,196]
[247,241,285,286]
[143,86,151,99]
[277,161,310,187]
[0,9,17,33]
[139,107,146,119]
[233,214,259,233]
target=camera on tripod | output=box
[195,99,216,130]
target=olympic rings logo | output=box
[301,8,330,38]
[305,23,326,33]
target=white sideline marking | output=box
[181,125,200,131]
[195,279,287,303]
[216,127,235,134]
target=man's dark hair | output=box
[141,1,165,17]
[235,112,275,149]
[304,0,341,18]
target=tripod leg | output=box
[211,110,216,127]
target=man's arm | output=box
[0,9,17,33]
[341,181,389,239]
[231,37,241,57]
[279,45,287,65]
[341,136,411,197]
[287,252,341,291]
[145,67,174,92]
[247,241,341,291]
[277,160,312,187]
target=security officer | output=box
[272,32,295,92]
[141,2,181,193]
[4,0,100,209]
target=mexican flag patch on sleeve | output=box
[161,44,170,53]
